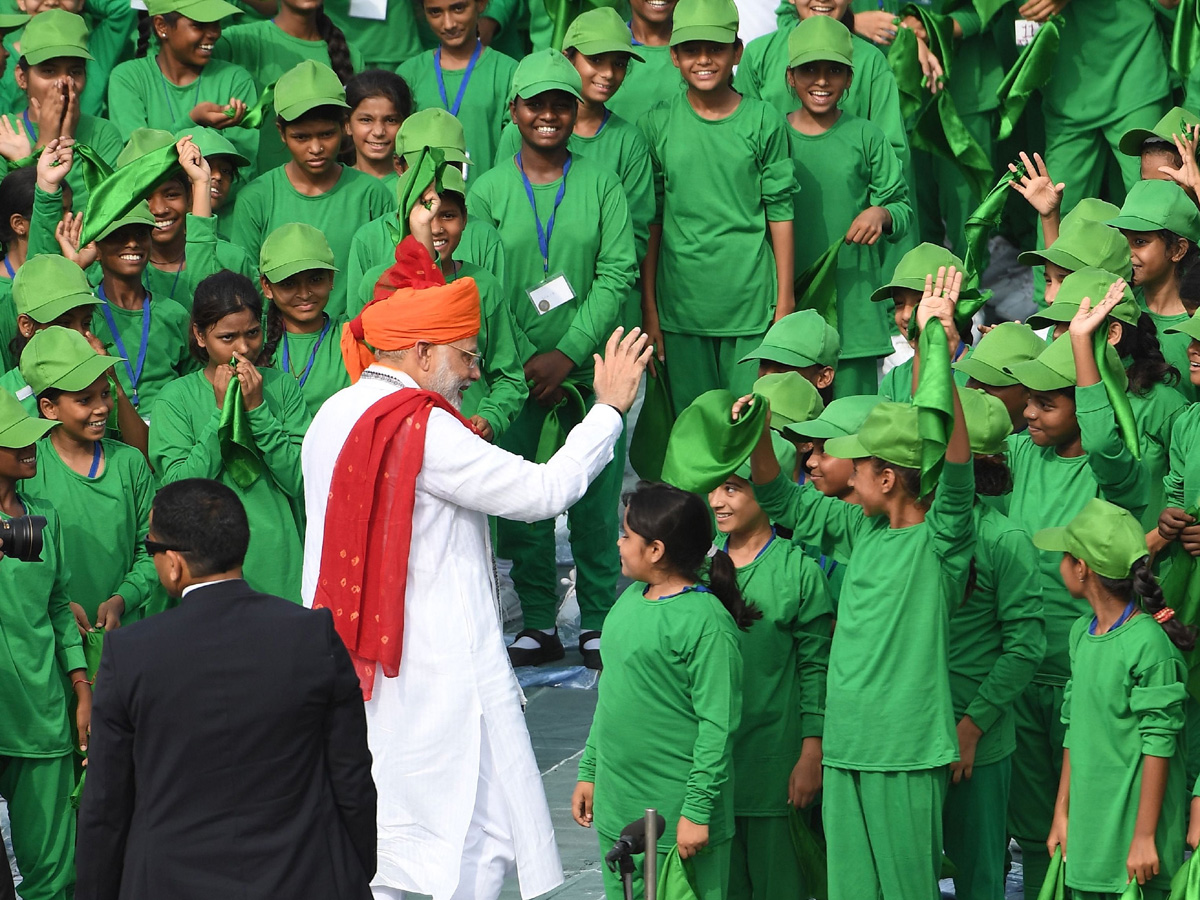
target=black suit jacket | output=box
[75,579,377,900]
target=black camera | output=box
[0,515,47,563]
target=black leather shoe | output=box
[508,628,566,667]
[579,630,602,670]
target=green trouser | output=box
[599,836,732,900]
[661,330,762,418]
[1186,697,1200,797]
[495,392,625,632]
[832,357,881,399]
[1008,681,1067,896]
[0,753,75,900]
[914,110,997,265]
[823,764,948,900]
[727,814,802,900]
[942,756,1012,900]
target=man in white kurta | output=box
[301,323,649,900]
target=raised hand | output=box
[1008,151,1064,218]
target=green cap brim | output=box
[567,38,645,62]
[512,81,584,103]
[1016,246,1086,271]
[1031,526,1069,554]
[869,279,983,305]
[0,416,55,448]
[784,419,847,440]
[28,292,97,324]
[952,355,1019,387]
[94,211,156,243]
[1118,128,1159,157]
[824,433,869,460]
[1026,306,1072,328]
[670,25,738,45]
[261,258,338,283]
[738,345,819,368]
[1006,358,1073,391]
[402,147,471,167]
[0,13,29,32]
[1165,317,1200,341]
[1106,214,1164,234]
[34,355,119,395]
[276,96,351,122]
[23,44,93,65]
[165,0,242,21]
[788,49,853,68]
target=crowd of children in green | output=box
[3,0,1200,896]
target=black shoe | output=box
[508,628,566,667]
[579,630,602,670]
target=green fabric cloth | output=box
[881,355,971,404]
[0,112,123,213]
[754,460,975,769]
[597,838,731,900]
[324,0,424,70]
[144,214,258,311]
[793,236,842,334]
[963,161,1024,293]
[397,47,519,188]
[532,379,585,462]
[217,369,263,489]
[229,165,394,320]
[0,276,15,371]
[150,368,309,603]
[628,360,672,481]
[578,582,743,848]
[1170,842,1200,899]
[642,94,794,337]
[89,293,192,420]
[1128,380,1186,532]
[996,14,1061,142]
[21,438,156,623]
[1172,0,1200,82]
[79,141,178,248]
[942,757,1012,900]
[657,845,701,900]
[789,112,911,358]
[1038,847,1065,900]
[606,42,683,127]
[268,316,351,418]
[662,388,766,495]
[1062,614,1187,893]
[0,752,77,900]
[913,316,954,497]
[0,495,83,756]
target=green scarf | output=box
[913,316,954,498]
[656,846,700,900]
[386,145,449,247]
[962,160,1025,294]
[80,142,181,247]
[237,81,275,130]
[629,360,673,481]
[9,140,114,196]
[218,369,263,489]
[789,807,828,900]
[1170,839,1200,898]
[1036,847,1065,900]
[794,237,843,330]
[996,15,1062,141]
[533,380,587,462]
[943,0,1008,30]
[1100,334,1141,461]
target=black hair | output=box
[1183,254,1200,314]
[0,165,36,245]
[315,5,356,85]
[1114,312,1180,396]
[151,478,250,576]
[189,270,264,364]
[1095,556,1196,651]
[1158,228,1200,285]
[869,457,929,506]
[34,386,65,412]
[277,104,350,131]
[345,69,414,122]
[623,481,761,630]
[1141,139,1184,167]
[439,189,467,215]
[972,454,1013,497]
[136,10,181,58]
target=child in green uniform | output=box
[952,321,1047,432]
[708,434,833,900]
[1042,500,1191,900]
[344,70,411,180]
[1161,314,1200,552]
[641,0,794,415]
[229,60,393,320]
[739,309,839,402]
[178,124,249,241]
[398,0,518,186]
[110,0,259,167]
[19,327,157,633]
[784,15,911,398]
[1117,106,1200,192]
[473,50,634,667]
[259,222,349,417]
[0,385,90,900]
[150,270,309,601]
[604,0,681,127]
[573,482,752,900]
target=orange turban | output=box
[340,235,482,381]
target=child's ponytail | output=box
[707,548,762,631]
[261,297,285,367]
[1130,556,1196,651]
[315,5,355,85]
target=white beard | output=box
[427,356,466,410]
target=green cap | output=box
[1027,267,1140,329]
[19,326,120,396]
[1032,498,1148,578]
[0,14,30,34]
[958,387,1011,455]
[952,322,1047,387]
[19,9,92,65]
[784,394,882,441]
[259,222,337,283]
[825,401,923,468]
[1105,178,1200,243]
[661,389,767,494]
[439,165,467,197]
[510,49,584,103]
[670,0,739,46]
[145,0,240,22]
[740,309,840,368]
[93,199,156,243]
[115,128,176,169]
[752,372,824,429]
[1006,334,1124,391]
[1165,312,1200,342]
[274,60,349,122]
[1118,106,1200,157]
[563,7,645,61]
[0,388,55,448]
[787,13,853,68]
[734,432,795,482]
[1018,203,1131,274]
[13,254,96,322]
[395,108,471,165]
[869,243,981,304]
[176,125,250,168]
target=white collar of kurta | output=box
[181,578,238,598]
[360,365,418,390]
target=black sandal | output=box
[507,628,566,668]
[579,630,602,671]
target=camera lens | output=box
[0,515,47,563]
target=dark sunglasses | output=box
[144,538,190,556]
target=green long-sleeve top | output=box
[150,368,310,603]
[470,153,636,377]
[1007,382,1149,685]
[949,502,1045,767]
[0,112,123,213]
[610,43,683,128]
[755,459,976,771]
[21,438,157,624]
[1144,308,1195,404]
[0,494,85,757]
[578,582,743,849]
[267,314,352,418]
[641,94,794,337]
[1165,402,1200,509]
[144,214,259,312]
[729,535,832,816]
[1129,379,1188,533]
[1062,614,1187,893]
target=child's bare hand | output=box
[1189,796,1200,849]
[70,601,94,635]
[1008,151,1064,218]
[1046,812,1068,859]
[1018,0,1069,23]
[1159,506,1194,540]
[55,212,97,269]
[36,137,74,193]
[0,115,32,162]
[846,206,890,246]
[788,738,822,808]
[853,9,897,44]
[571,781,594,827]
[731,394,770,433]
[1067,279,1124,340]
[1127,833,1159,884]
[676,817,708,859]
[915,266,962,342]
[916,37,944,94]
[1159,125,1200,202]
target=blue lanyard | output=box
[1088,598,1138,635]
[516,152,571,276]
[280,315,332,388]
[953,341,966,362]
[818,554,838,578]
[2,257,14,279]
[156,57,204,124]
[87,441,101,478]
[21,110,35,141]
[647,583,713,600]
[595,108,611,135]
[723,528,776,563]
[434,40,482,117]
[97,285,151,408]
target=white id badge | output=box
[1015,19,1041,46]
[527,273,575,315]
[349,0,387,20]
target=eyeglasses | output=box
[447,343,483,371]
[143,537,191,556]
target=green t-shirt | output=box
[578,582,742,849]
[397,46,519,187]
[1166,402,1200,509]
[324,0,424,69]
[22,437,157,623]
[0,494,84,757]
[144,214,259,312]
[229,164,394,320]
[607,41,683,129]
[267,314,351,418]
[150,367,310,602]
[1062,613,1187,892]
[470,153,635,377]
[1145,308,1196,404]
[755,460,976,770]
[949,503,1045,767]
[1129,380,1187,533]
[881,351,972,403]
[729,535,832,815]
[641,93,794,337]
[1006,383,1150,685]
[790,112,912,360]
[0,112,123,213]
